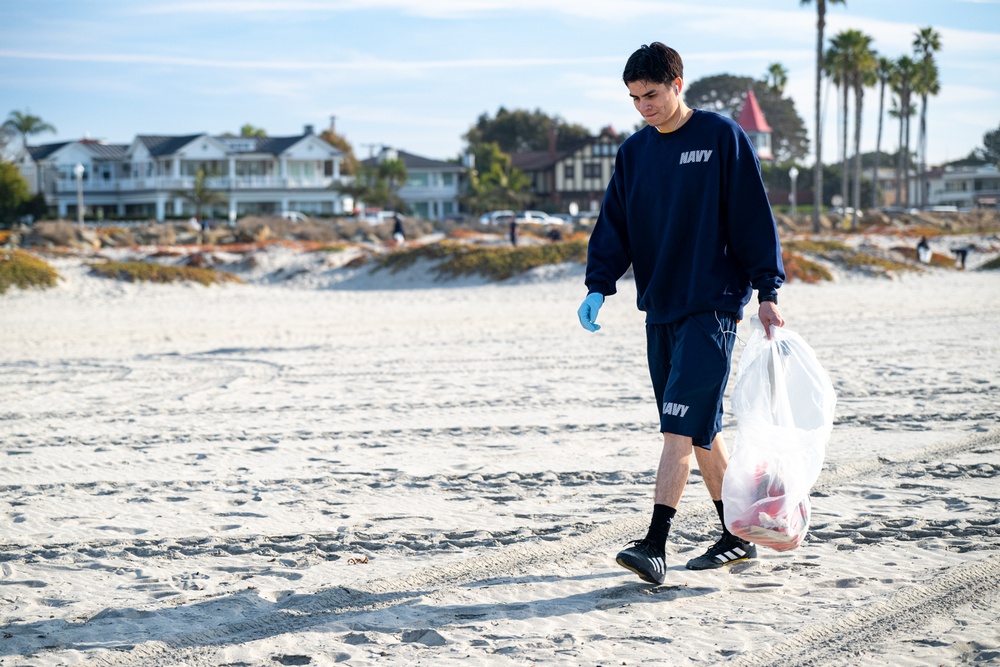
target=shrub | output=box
[783,238,917,278]
[783,239,851,254]
[89,260,243,286]
[0,249,60,294]
[781,250,833,283]
[979,255,1000,271]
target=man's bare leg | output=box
[616,431,692,584]
[693,433,729,501]
[654,432,693,507]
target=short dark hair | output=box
[622,42,684,85]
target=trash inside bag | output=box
[722,316,836,551]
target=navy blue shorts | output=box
[646,311,738,450]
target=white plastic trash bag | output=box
[722,316,836,551]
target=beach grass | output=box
[980,255,1000,270]
[783,238,920,278]
[781,250,833,283]
[0,249,61,294]
[89,260,243,286]
[376,240,588,281]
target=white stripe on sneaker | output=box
[715,547,747,563]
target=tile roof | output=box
[255,135,304,154]
[362,149,462,171]
[27,142,72,161]
[510,149,571,171]
[736,88,772,133]
[80,139,129,160]
[136,134,205,156]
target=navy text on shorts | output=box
[646,311,738,449]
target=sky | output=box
[2,0,999,168]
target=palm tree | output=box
[912,60,940,207]
[913,26,942,207]
[849,35,877,229]
[2,110,56,153]
[871,57,894,208]
[4,110,57,193]
[826,29,876,229]
[801,0,846,232]
[892,56,917,207]
[766,62,789,97]
[824,33,852,221]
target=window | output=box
[564,164,575,180]
[442,173,455,187]
[408,173,429,187]
[583,163,602,179]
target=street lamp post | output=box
[788,165,799,218]
[74,163,85,228]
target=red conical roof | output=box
[736,88,772,133]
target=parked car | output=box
[478,210,515,225]
[278,211,310,222]
[515,210,564,225]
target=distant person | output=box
[392,213,405,244]
[577,42,785,584]
[917,236,931,264]
[953,245,969,270]
[509,218,519,247]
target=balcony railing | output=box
[53,175,340,193]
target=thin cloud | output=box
[0,49,619,73]
[127,0,702,20]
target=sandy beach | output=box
[1,248,999,666]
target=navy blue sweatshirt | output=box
[585,109,784,324]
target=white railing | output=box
[54,176,340,193]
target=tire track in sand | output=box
[75,428,1000,667]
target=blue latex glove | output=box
[577,293,604,332]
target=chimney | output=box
[329,115,336,134]
[304,124,314,135]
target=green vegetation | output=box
[979,255,1000,271]
[781,250,833,283]
[89,260,243,286]
[841,252,915,275]
[783,239,851,254]
[783,237,918,278]
[376,240,587,281]
[0,161,32,227]
[0,249,60,294]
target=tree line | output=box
[4,59,1000,227]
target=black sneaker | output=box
[615,539,666,584]
[685,533,756,570]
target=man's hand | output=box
[577,293,604,332]
[758,301,784,340]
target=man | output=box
[577,42,785,584]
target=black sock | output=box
[643,504,676,553]
[714,499,734,538]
